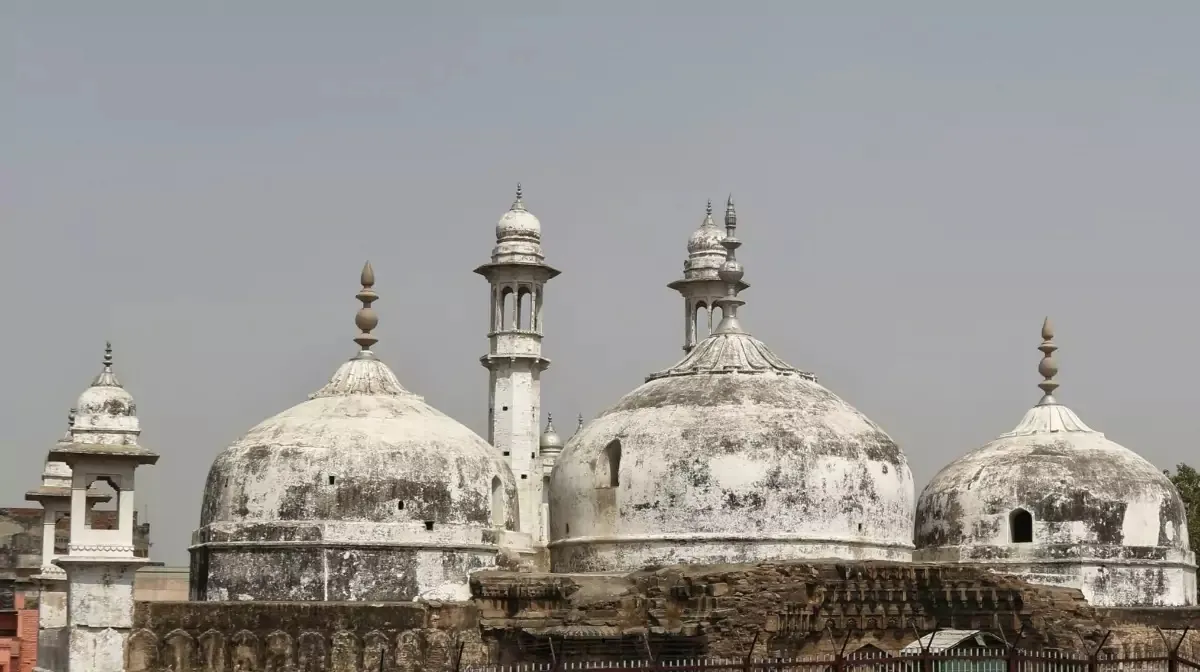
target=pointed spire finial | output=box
[512,182,525,211]
[705,199,713,217]
[1037,316,1059,404]
[353,261,379,354]
[712,193,746,335]
[576,413,584,433]
[545,413,555,430]
[91,341,123,387]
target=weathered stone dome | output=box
[539,415,564,455]
[686,214,725,256]
[198,356,518,529]
[551,199,915,573]
[682,201,728,278]
[191,264,525,602]
[549,330,916,573]
[914,320,1197,607]
[496,184,541,240]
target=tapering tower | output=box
[475,184,560,547]
[51,342,160,672]
[668,197,748,352]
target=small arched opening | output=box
[85,476,121,530]
[517,288,532,330]
[1010,508,1033,543]
[490,476,504,527]
[500,287,515,330]
[603,440,622,488]
[711,304,724,327]
[694,302,710,340]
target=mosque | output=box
[24,187,1196,671]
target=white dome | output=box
[686,219,725,255]
[539,415,564,454]
[497,206,541,240]
[200,356,519,528]
[485,185,547,266]
[75,384,135,420]
[548,329,916,573]
[683,205,727,278]
[915,321,1196,607]
[70,343,140,447]
[192,264,526,602]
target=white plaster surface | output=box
[915,400,1197,607]
[550,329,915,573]
[195,350,525,601]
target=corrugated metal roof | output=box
[901,630,1005,654]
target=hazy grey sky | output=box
[6,3,1199,566]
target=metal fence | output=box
[467,646,1198,672]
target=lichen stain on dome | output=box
[914,428,1190,554]
[611,374,904,465]
[199,390,512,529]
[550,368,916,573]
[192,263,527,602]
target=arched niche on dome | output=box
[599,439,621,489]
[490,476,504,527]
[1010,508,1033,544]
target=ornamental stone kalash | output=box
[191,263,528,603]
[549,196,916,572]
[914,318,1197,606]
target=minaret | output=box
[25,407,101,672]
[668,197,748,351]
[50,342,160,672]
[475,184,560,546]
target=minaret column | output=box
[49,344,160,672]
[476,184,561,549]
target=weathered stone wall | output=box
[123,561,1200,670]
[128,600,485,672]
[193,545,496,602]
[470,561,1200,661]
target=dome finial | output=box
[705,199,713,217]
[1036,316,1059,404]
[90,341,123,387]
[712,194,746,334]
[576,413,584,433]
[512,182,525,211]
[353,261,379,355]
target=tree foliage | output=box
[1167,463,1199,598]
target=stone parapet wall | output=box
[127,600,486,672]
[120,561,1200,670]
[470,561,1200,660]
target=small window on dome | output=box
[1010,508,1033,543]
[328,475,336,486]
[602,440,621,488]
[425,521,435,531]
[490,476,504,527]
[397,501,404,511]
